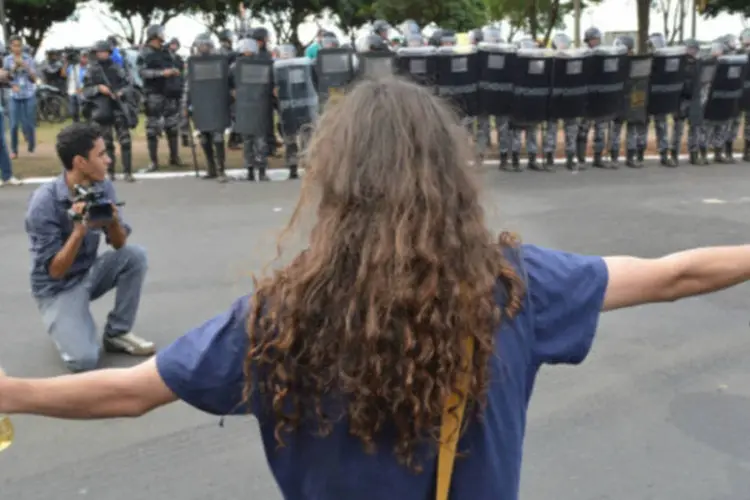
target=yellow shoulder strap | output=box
[436,337,475,500]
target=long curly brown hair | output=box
[244,77,525,471]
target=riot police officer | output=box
[166,38,189,149]
[183,34,229,183]
[704,40,733,163]
[511,38,541,171]
[251,27,279,158]
[373,20,390,41]
[137,25,183,172]
[609,35,644,168]
[724,33,744,162]
[40,50,66,93]
[646,33,678,167]
[672,39,706,166]
[82,40,137,182]
[740,28,750,161]
[577,27,611,168]
[545,33,581,171]
[232,38,271,182]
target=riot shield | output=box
[476,42,516,117]
[704,54,749,122]
[686,57,717,126]
[586,46,628,121]
[549,48,590,121]
[646,46,687,116]
[435,46,480,117]
[274,57,318,138]
[619,54,652,123]
[739,56,750,112]
[511,48,554,125]
[188,54,231,132]
[315,47,355,108]
[233,57,274,137]
[396,46,438,91]
[358,51,396,79]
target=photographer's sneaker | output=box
[0,177,22,187]
[104,332,156,356]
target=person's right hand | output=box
[98,84,111,96]
[70,202,89,231]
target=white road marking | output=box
[701,198,727,204]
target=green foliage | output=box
[372,0,488,32]
[5,0,77,50]
[486,0,602,40]
[702,0,750,17]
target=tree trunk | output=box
[542,0,561,47]
[637,0,650,54]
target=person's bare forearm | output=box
[0,369,145,419]
[663,245,750,300]
[48,225,86,279]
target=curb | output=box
[12,153,739,186]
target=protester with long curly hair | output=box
[4,77,750,500]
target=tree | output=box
[372,0,488,33]
[252,0,327,47]
[98,0,198,45]
[189,0,243,37]
[636,0,649,54]
[652,0,687,43]
[5,0,78,51]
[702,0,750,17]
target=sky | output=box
[36,0,747,56]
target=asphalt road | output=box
[1,161,750,499]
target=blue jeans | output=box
[36,245,148,373]
[0,112,13,180]
[9,96,36,154]
[68,94,81,122]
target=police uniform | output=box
[82,40,136,181]
[545,33,581,171]
[183,35,228,182]
[137,25,183,172]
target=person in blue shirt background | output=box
[107,35,125,68]
[3,78,750,500]
[3,35,37,159]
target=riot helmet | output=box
[193,34,215,55]
[405,33,423,47]
[469,29,483,45]
[93,40,111,61]
[399,20,420,37]
[372,20,390,38]
[251,27,270,43]
[482,27,502,44]
[438,29,457,46]
[320,32,340,49]
[146,25,165,43]
[740,28,750,47]
[168,38,180,51]
[107,35,120,48]
[427,29,443,47]
[236,38,258,56]
[648,33,666,51]
[218,29,233,44]
[551,33,572,50]
[683,38,700,57]
[614,35,635,53]
[517,38,537,50]
[723,33,739,53]
[277,43,297,59]
[583,27,602,48]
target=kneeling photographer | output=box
[82,40,139,182]
[25,123,154,373]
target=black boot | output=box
[660,150,675,167]
[167,133,183,167]
[106,147,116,180]
[565,153,577,171]
[592,152,608,168]
[288,164,299,180]
[122,147,135,182]
[625,150,638,168]
[201,141,217,179]
[699,147,709,165]
[636,148,645,168]
[144,136,159,173]
[670,148,679,166]
[576,140,586,164]
[528,154,542,171]
[499,152,509,171]
[511,152,522,172]
[689,150,699,165]
[181,134,189,148]
[724,141,736,164]
[258,164,270,181]
[215,142,228,183]
[544,152,555,171]
[744,140,750,162]
[609,150,620,169]
[714,147,726,164]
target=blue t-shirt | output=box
[156,244,608,499]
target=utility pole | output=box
[580,0,581,47]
